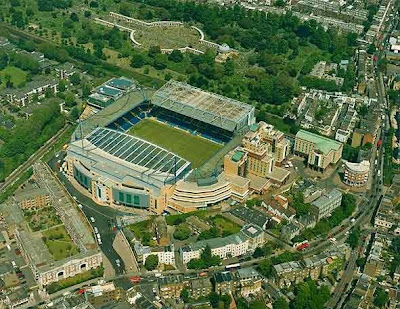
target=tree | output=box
[144,254,159,271]
[208,292,220,308]
[69,72,81,86]
[70,12,79,22]
[258,258,273,278]
[64,92,76,107]
[273,297,289,309]
[367,43,376,54]
[58,80,66,92]
[130,54,146,68]
[168,50,183,63]
[148,45,161,58]
[173,224,191,240]
[373,288,389,308]
[220,294,231,309]
[181,287,190,303]
[346,227,360,249]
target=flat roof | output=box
[152,80,254,132]
[312,189,342,209]
[96,85,122,98]
[106,77,134,90]
[296,130,342,155]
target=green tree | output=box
[273,297,289,309]
[208,292,220,308]
[181,287,190,303]
[173,224,191,240]
[373,288,389,308]
[168,50,183,63]
[130,54,146,68]
[64,92,76,107]
[258,258,273,278]
[144,254,159,271]
[69,72,81,86]
[367,43,376,54]
[346,227,360,249]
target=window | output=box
[126,194,132,204]
[134,195,140,205]
[119,192,124,202]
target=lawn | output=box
[211,215,241,237]
[42,226,79,261]
[0,66,27,89]
[129,119,222,167]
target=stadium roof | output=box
[152,80,254,132]
[68,127,191,189]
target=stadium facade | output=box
[66,81,283,214]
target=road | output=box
[0,124,71,194]
[48,156,129,276]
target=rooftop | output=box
[230,206,269,228]
[296,130,342,155]
[312,189,342,209]
[106,77,134,90]
[152,80,254,132]
[68,127,191,190]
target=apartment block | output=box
[189,277,212,299]
[310,189,343,221]
[294,130,343,171]
[158,275,187,299]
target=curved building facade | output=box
[343,160,370,187]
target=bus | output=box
[225,263,241,271]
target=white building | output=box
[310,189,343,221]
[180,224,264,264]
[143,245,175,267]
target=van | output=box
[11,261,17,268]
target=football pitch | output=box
[129,119,222,168]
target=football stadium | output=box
[66,80,256,214]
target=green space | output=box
[23,206,62,232]
[128,218,156,246]
[129,119,222,168]
[0,66,27,89]
[42,225,79,260]
[173,223,192,240]
[46,266,104,294]
[165,210,210,225]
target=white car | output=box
[98,239,102,245]
[78,204,83,209]
[94,227,98,233]
[90,217,95,223]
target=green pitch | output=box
[129,119,222,168]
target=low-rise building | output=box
[343,160,370,187]
[143,245,175,267]
[180,224,264,264]
[263,195,296,222]
[310,189,343,221]
[86,282,121,307]
[237,267,262,297]
[282,223,301,241]
[4,77,58,106]
[189,277,212,299]
[214,271,236,294]
[158,275,186,299]
[230,206,269,229]
[294,130,343,172]
[14,182,51,210]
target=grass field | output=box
[129,119,222,168]
[0,66,27,90]
[42,226,79,261]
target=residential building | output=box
[343,160,370,187]
[237,267,262,297]
[281,223,301,241]
[230,206,269,229]
[294,130,343,172]
[310,189,343,221]
[158,275,186,299]
[263,195,296,222]
[86,282,121,307]
[214,271,236,294]
[55,62,76,80]
[4,77,58,106]
[393,266,400,284]
[143,245,175,267]
[189,277,212,299]
[180,224,263,264]
[14,184,51,210]
[302,185,325,203]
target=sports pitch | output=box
[129,119,222,168]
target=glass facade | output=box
[74,166,92,192]
[112,188,149,209]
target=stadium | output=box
[66,80,256,214]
